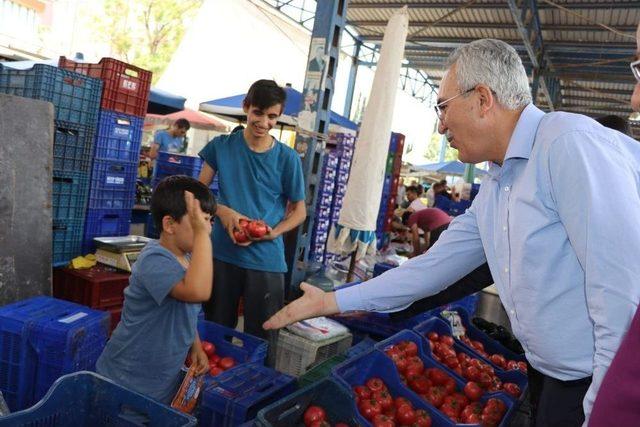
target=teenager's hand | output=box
[217,206,251,245]
[262,283,340,330]
[247,224,280,242]
[185,191,211,235]
[190,345,210,376]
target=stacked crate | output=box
[375,132,405,249]
[58,57,152,253]
[310,133,356,264]
[0,64,102,266]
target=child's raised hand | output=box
[185,191,212,235]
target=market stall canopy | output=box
[327,6,409,260]
[413,160,487,176]
[146,108,227,131]
[147,87,186,115]
[199,86,358,130]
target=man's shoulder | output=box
[537,112,603,145]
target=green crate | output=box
[296,354,347,388]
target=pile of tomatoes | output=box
[302,405,350,427]
[352,377,433,426]
[233,219,268,243]
[457,335,527,374]
[384,340,509,425]
[425,333,522,399]
[185,340,237,377]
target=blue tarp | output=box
[148,87,186,114]
[199,86,359,131]
[413,160,487,176]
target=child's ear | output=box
[162,215,175,234]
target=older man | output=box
[588,24,640,427]
[264,39,640,426]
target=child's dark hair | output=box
[175,118,191,130]
[243,79,286,113]
[151,175,216,233]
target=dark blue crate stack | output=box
[0,64,102,266]
[375,132,405,250]
[152,151,204,187]
[309,151,339,264]
[323,134,356,265]
[0,296,110,412]
[82,110,143,252]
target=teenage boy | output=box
[198,79,306,365]
[96,176,216,404]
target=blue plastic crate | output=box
[197,320,268,369]
[0,297,72,411]
[345,336,377,359]
[52,170,89,222]
[331,350,452,426]
[0,64,102,127]
[256,378,358,427]
[154,152,203,179]
[27,303,110,407]
[82,208,131,253]
[449,200,472,217]
[53,121,95,173]
[88,159,137,209]
[373,262,396,278]
[412,319,528,401]
[53,218,85,267]
[94,109,143,162]
[0,371,196,426]
[198,363,296,427]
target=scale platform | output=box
[94,235,152,272]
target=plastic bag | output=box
[171,365,204,414]
[286,316,350,342]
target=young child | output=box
[96,175,216,404]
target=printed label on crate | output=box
[58,311,89,324]
[441,310,465,338]
[106,176,125,185]
[120,77,138,91]
[112,126,131,138]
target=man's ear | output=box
[476,84,495,116]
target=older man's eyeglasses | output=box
[631,59,640,83]
[434,88,475,120]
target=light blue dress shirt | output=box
[336,104,640,418]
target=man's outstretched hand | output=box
[263,282,340,330]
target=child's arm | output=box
[189,333,209,376]
[170,192,213,302]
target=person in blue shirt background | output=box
[264,39,640,426]
[198,79,306,366]
[96,176,216,407]
[149,118,191,159]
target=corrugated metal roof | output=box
[347,0,640,121]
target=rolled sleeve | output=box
[135,251,186,305]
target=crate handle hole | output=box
[117,404,151,424]
[116,118,132,126]
[124,68,140,78]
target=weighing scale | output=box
[94,235,152,272]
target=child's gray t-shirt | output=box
[96,240,200,403]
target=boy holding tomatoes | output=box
[198,79,306,366]
[96,176,216,405]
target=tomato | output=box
[489,354,506,369]
[391,354,409,373]
[201,341,216,357]
[396,403,417,425]
[478,372,493,388]
[445,393,469,412]
[413,409,432,427]
[464,413,481,423]
[209,354,221,365]
[218,357,236,370]
[308,422,329,427]
[463,365,481,382]
[209,366,223,376]
[408,376,431,394]
[444,356,459,369]
[426,368,450,386]
[517,361,528,373]
[208,359,218,369]
[383,403,396,419]
[462,402,483,418]
[358,398,382,421]
[503,382,521,398]
[405,357,425,375]
[471,340,485,352]
[366,377,386,393]
[394,397,411,410]
[353,385,372,400]
[440,403,459,422]
[233,229,249,243]
[372,414,395,427]
[303,406,326,426]
[404,341,419,357]
[480,412,501,427]
[372,390,393,411]
[464,381,483,401]
[425,386,446,408]
[247,220,268,238]
[439,335,455,347]
[506,360,519,371]
[427,332,439,342]
[443,377,457,395]
[405,365,425,379]
[485,398,507,414]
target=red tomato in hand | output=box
[238,218,250,229]
[366,377,386,392]
[209,354,221,365]
[303,405,326,426]
[233,229,249,243]
[464,381,483,401]
[247,220,268,238]
[201,341,216,357]
[209,366,223,376]
[218,356,236,370]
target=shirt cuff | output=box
[335,284,365,312]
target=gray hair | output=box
[446,39,532,110]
